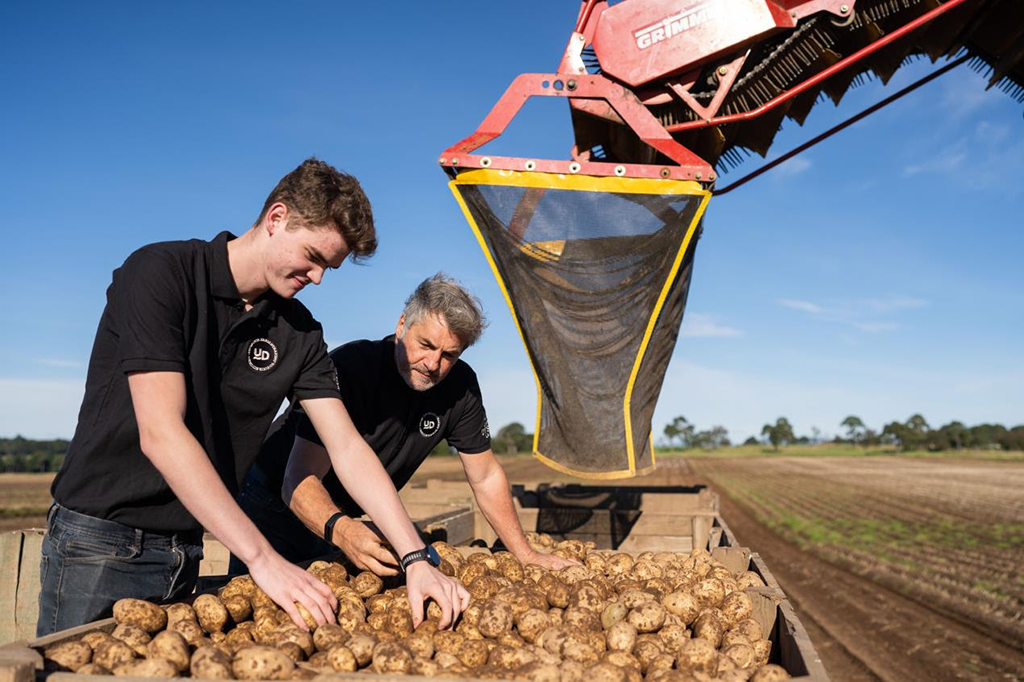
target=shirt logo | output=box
[419,412,441,438]
[481,417,490,439]
[247,338,278,372]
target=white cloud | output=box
[772,156,812,177]
[903,147,966,176]
[680,313,742,338]
[778,299,822,314]
[0,378,85,439]
[777,294,927,333]
[36,358,85,368]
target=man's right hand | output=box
[247,548,338,631]
[333,516,400,576]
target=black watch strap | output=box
[400,545,440,572]
[323,511,346,545]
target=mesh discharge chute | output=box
[450,170,710,478]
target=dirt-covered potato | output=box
[562,639,600,665]
[147,630,190,672]
[190,645,233,679]
[44,640,92,671]
[626,602,666,633]
[456,639,490,668]
[583,661,630,682]
[478,600,514,638]
[722,642,757,669]
[676,637,718,675]
[732,617,764,642]
[606,621,638,652]
[515,608,550,643]
[720,591,754,625]
[93,640,136,671]
[736,571,766,589]
[752,639,772,665]
[350,571,383,598]
[516,660,563,682]
[692,578,726,609]
[563,606,600,632]
[165,602,198,625]
[692,609,726,648]
[601,603,628,630]
[113,598,167,633]
[275,627,314,657]
[232,645,295,680]
[656,623,688,651]
[170,617,206,646]
[411,656,441,677]
[81,631,115,651]
[114,658,178,678]
[193,594,230,634]
[750,663,791,681]
[309,624,347,653]
[344,633,377,668]
[111,623,151,656]
[326,645,357,672]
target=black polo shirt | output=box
[52,232,341,532]
[252,336,491,517]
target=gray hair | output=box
[403,273,487,348]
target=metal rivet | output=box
[567,79,577,91]
[451,158,459,166]
[696,171,703,179]
[717,66,728,76]
[568,162,581,173]
[481,157,492,167]
[660,168,670,178]
[709,173,716,181]
[614,165,626,177]
[439,157,446,164]
[790,10,797,17]
[525,160,536,171]
[840,4,849,11]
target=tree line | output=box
[0,436,69,472]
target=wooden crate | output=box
[1,482,828,681]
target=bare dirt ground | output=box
[0,472,52,530]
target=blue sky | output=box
[1,2,1021,446]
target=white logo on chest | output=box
[419,412,441,437]
[247,338,279,372]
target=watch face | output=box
[427,545,441,567]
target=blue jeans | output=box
[37,503,204,637]
[228,464,334,576]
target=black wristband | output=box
[323,511,346,545]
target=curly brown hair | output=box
[257,157,376,261]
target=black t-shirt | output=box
[51,232,341,532]
[253,336,491,517]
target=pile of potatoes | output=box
[40,535,791,681]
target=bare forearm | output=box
[469,464,532,558]
[286,476,347,539]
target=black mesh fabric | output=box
[451,172,706,477]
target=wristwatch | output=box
[400,545,441,572]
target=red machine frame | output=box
[440,0,973,183]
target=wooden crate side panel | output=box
[0,533,24,644]
[13,533,42,642]
[776,594,831,681]
[199,535,229,577]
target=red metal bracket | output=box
[440,74,716,182]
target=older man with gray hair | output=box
[230,273,575,576]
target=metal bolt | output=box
[790,10,797,17]
[614,165,626,177]
[568,162,581,174]
[696,171,703,180]
[840,3,849,11]
[480,157,492,167]
[451,158,459,165]
[439,157,446,164]
[525,160,536,171]
[660,168,670,178]
[717,66,729,76]
[567,79,577,91]
[709,173,716,181]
